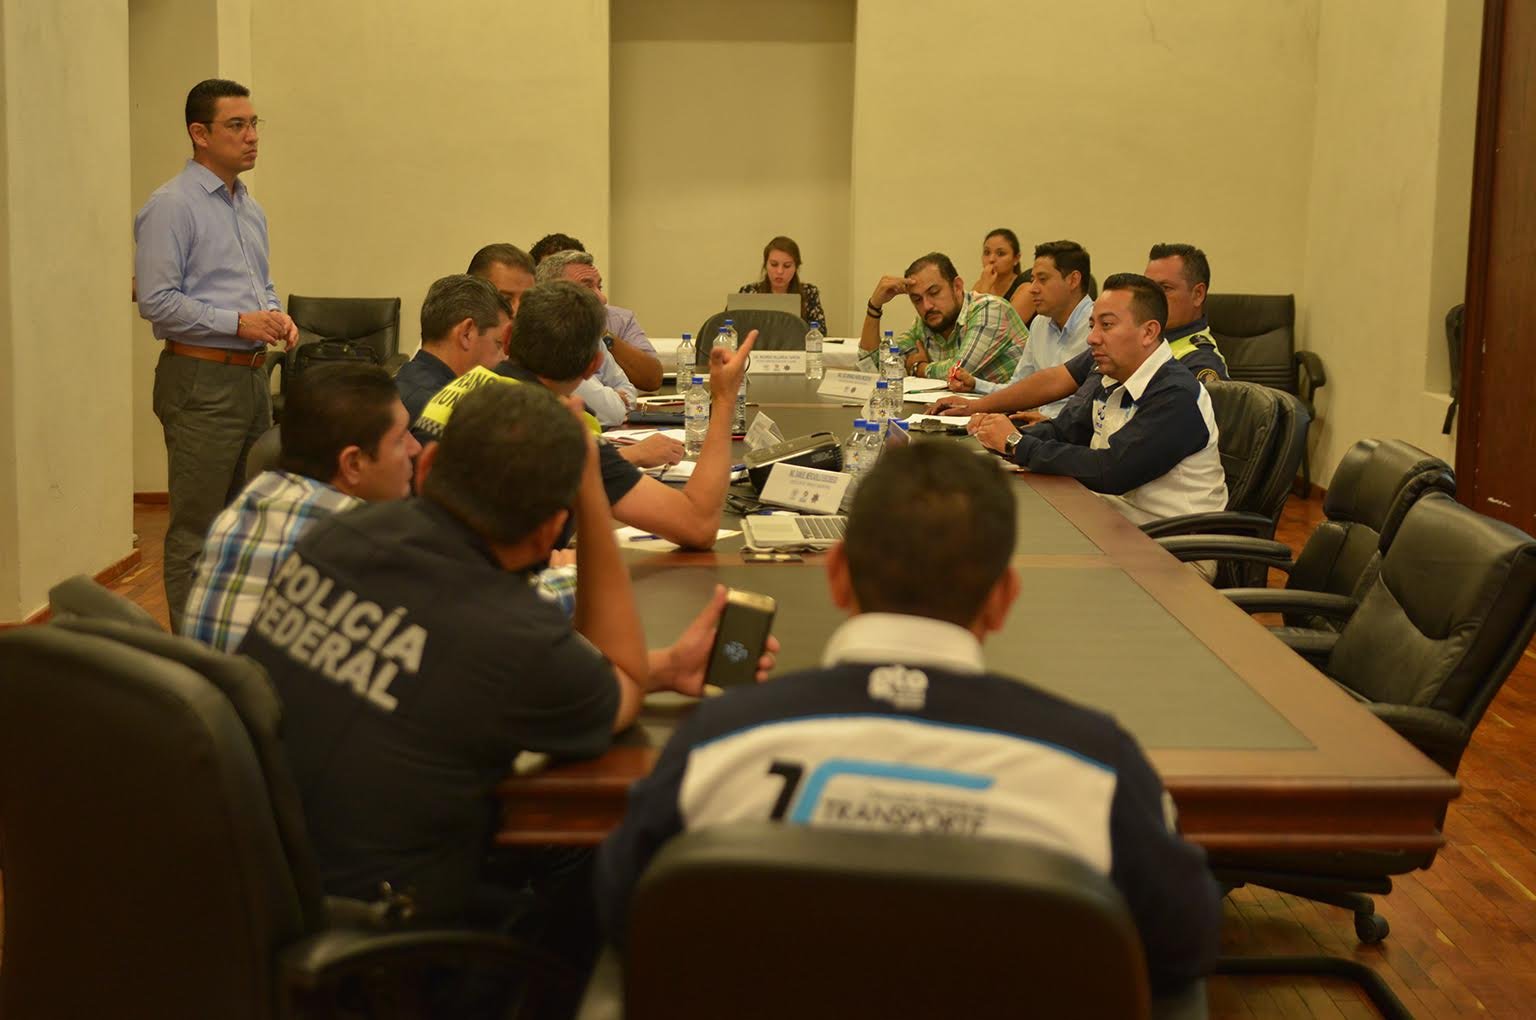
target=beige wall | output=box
[1297,0,1479,479]
[0,0,134,620]
[249,0,611,363]
[610,0,855,338]
[129,0,223,493]
[852,0,1321,342]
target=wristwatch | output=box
[602,334,614,349]
[1004,432,1023,457]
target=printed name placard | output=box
[760,462,852,514]
[817,369,879,401]
[747,351,807,375]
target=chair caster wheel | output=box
[1355,912,1390,944]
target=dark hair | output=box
[904,252,960,284]
[845,444,1016,627]
[755,236,811,319]
[1101,272,1169,334]
[984,228,1023,275]
[1033,241,1092,297]
[278,363,399,482]
[1147,243,1211,292]
[422,384,586,546]
[185,79,249,126]
[420,274,508,344]
[507,281,605,381]
[529,233,585,266]
[467,243,536,277]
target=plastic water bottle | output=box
[805,320,824,380]
[881,343,904,404]
[723,318,739,351]
[685,376,709,456]
[676,332,695,391]
[870,379,892,434]
[843,418,869,482]
[863,420,884,467]
[733,373,749,435]
[712,325,735,357]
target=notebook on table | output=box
[741,513,848,550]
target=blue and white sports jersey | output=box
[596,626,1221,992]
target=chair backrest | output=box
[623,823,1151,1020]
[1328,493,1536,740]
[1203,379,1285,516]
[694,309,808,365]
[0,622,324,1020]
[286,294,402,364]
[1288,439,1456,626]
[47,574,163,630]
[1204,293,1296,394]
[246,423,283,482]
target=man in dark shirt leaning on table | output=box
[237,382,775,976]
[595,441,1221,993]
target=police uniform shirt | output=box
[395,347,458,437]
[594,612,1222,992]
[1013,341,1228,523]
[238,497,619,920]
[1064,318,1229,388]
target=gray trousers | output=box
[153,350,271,634]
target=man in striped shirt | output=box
[184,363,418,649]
[859,251,1029,384]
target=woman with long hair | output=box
[975,227,1035,323]
[739,235,827,331]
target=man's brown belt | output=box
[165,340,267,368]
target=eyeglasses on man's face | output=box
[201,117,263,134]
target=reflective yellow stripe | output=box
[414,365,601,441]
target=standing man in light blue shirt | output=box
[134,78,298,633]
[951,240,1095,417]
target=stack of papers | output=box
[614,525,740,551]
[607,428,687,444]
[903,412,973,427]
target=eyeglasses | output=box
[201,117,263,134]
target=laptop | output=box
[741,513,848,550]
[726,292,802,317]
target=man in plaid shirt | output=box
[184,362,419,649]
[858,251,1029,384]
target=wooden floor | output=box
[5,495,1536,1017]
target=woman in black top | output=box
[738,235,827,331]
[976,227,1035,323]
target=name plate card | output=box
[747,351,807,375]
[817,369,878,401]
[760,462,851,514]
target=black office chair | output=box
[47,574,163,630]
[1443,303,1464,435]
[1160,439,1456,661]
[1212,492,1536,947]
[1204,293,1326,491]
[245,424,282,483]
[694,310,808,366]
[0,619,571,1020]
[267,295,404,419]
[1141,380,1310,587]
[577,823,1208,1020]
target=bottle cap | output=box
[681,332,691,341]
[875,380,888,389]
[691,375,704,384]
[853,418,867,428]
[811,321,821,329]
[718,326,728,333]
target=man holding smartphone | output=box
[595,442,1221,994]
[237,383,774,1002]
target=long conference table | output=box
[497,374,1459,859]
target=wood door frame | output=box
[1454,0,1507,498]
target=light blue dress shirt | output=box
[973,293,1095,415]
[134,160,280,351]
[575,349,639,427]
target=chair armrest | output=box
[383,352,409,377]
[1223,589,1358,621]
[1157,536,1294,570]
[1367,704,1469,772]
[1272,628,1340,663]
[576,947,625,1020]
[1294,350,1326,407]
[1140,511,1276,540]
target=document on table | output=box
[904,412,974,427]
[905,389,977,404]
[607,428,687,443]
[614,525,740,551]
[643,460,698,481]
[901,377,950,392]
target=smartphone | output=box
[706,589,778,687]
